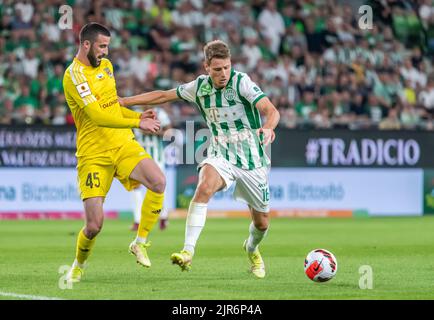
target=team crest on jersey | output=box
[104,67,113,78]
[224,87,236,101]
[96,73,104,80]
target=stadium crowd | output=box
[0,0,433,130]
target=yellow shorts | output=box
[77,139,151,200]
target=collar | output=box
[73,57,92,69]
[199,68,236,97]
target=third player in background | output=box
[131,105,172,231]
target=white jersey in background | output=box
[131,107,172,228]
[133,107,171,168]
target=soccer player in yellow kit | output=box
[63,23,165,283]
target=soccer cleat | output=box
[129,241,152,268]
[65,265,84,283]
[170,250,192,271]
[243,240,266,278]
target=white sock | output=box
[132,188,144,224]
[135,236,147,244]
[247,222,268,253]
[183,202,208,256]
[72,259,85,269]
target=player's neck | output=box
[210,79,225,90]
[76,49,92,67]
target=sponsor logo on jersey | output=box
[100,98,118,109]
[75,82,91,98]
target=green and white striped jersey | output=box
[133,107,171,168]
[177,69,270,170]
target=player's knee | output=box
[253,219,269,231]
[149,175,166,194]
[255,223,268,232]
[85,222,103,239]
[195,182,214,202]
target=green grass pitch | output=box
[1,216,434,300]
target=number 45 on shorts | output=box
[86,172,101,188]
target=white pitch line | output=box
[0,291,64,300]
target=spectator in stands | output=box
[258,0,285,55]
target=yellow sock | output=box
[137,190,164,240]
[76,228,96,265]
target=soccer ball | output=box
[304,249,338,282]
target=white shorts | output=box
[198,156,270,213]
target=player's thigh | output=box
[129,157,166,193]
[115,140,164,192]
[194,164,227,201]
[197,157,235,192]
[77,156,115,200]
[234,166,270,214]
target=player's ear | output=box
[82,40,91,50]
[203,62,210,74]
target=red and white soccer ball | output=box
[304,249,338,282]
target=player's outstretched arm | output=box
[119,89,179,107]
[120,106,141,119]
[83,103,160,133]
[255,97,280,145]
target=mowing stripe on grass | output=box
[0,291,64,300]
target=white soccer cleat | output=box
[129,241,152,268]
[243,240,266,279]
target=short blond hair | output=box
[203,40,231,65]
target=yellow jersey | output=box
[63,57,138,157]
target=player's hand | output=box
[256,128,275,146]
[140,109,157,120]
[139,118,161,134]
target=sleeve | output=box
[64,68,139,128]
[238,74,267,108]
[157,108,171,128]
[64,66,99,109]
[83,105,140,128]
[121,107,141,119]
[176,78,197,103]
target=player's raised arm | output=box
[120,89,179,107]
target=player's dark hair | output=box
[79,23,111,44]
[204,40,231,65]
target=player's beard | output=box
[87,46,104,68]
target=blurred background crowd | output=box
[0,0,433,130]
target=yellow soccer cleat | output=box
[129,241,152,268]
[65,265,84,283]
[170,250,192,271]
[243,240,266,279]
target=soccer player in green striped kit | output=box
[119,40,280,278]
